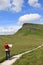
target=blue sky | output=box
[0,0,43,35]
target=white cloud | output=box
[0,0,41,12]
[0,25,22,35]
[28,0,41,8]
[10,0,24,12]
[0,0,10,10]
[18,14,41,25]
[0,0,24,12]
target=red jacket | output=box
[4,43,9,51]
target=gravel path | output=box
[1,44,43,65]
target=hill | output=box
[17,23,43,35]
[0,23,43,63]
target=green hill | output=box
[0,23,43,63]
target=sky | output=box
[0,0,43,35]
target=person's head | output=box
[5,42,8,45]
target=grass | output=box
[0,23,43,63]
[13,47,43,65]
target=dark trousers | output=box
[6,50,10,60]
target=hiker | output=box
[4,42,10,60]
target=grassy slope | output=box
[13,47,43,65]
[0,23,43,63]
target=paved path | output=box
[1,44,43,65]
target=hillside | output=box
[0,23,43,63]
[13,46,43,65]
[17,23,43,35]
